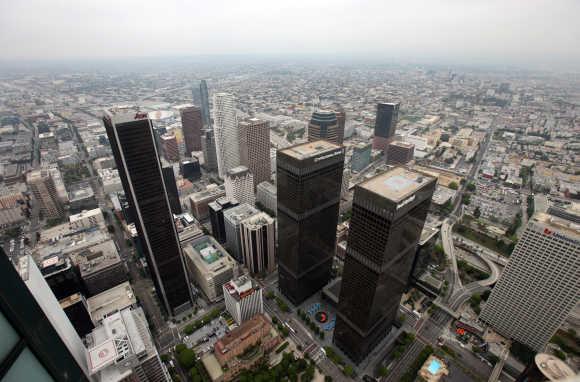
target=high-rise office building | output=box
[201,129,218,172]
[26,169,64,219]
[240,212,276,275]
[386,141,415,165]
[307,110,342,145]
[188,184,225,221]
[0,252,89,381]
[277,140,345,304]
[181,158,201,181]
[209,197,239,243]
[160,133,180,162]
[256,181,277,216]
[224,166,255,207]
[334,167,436,363]
[162,166,182,215]
[213,93,239,178]
[104,107,192,316]
[192,83,202,108]
[223,275,264,325]
[224,203,260,263]
[335,109,346,145]
[479,212,580,351]
[239,118,271,188]
[177,104,203,155]
[200,80,211,128]
[351,142,372,172]
[372,102,400,151]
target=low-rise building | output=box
[189,184,226,221]
[86,281,137,325]
[77,240,127,296]
[183,235,239,302]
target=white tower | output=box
[213,93,240,178]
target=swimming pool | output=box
[427,359,442,375]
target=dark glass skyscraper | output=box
[104,107,192,316]
[333,167,435,363]
[277,140,344,305]
[200,80,211,128]
[307,110,342,145]
[372,102,400,151]
[162,166,182,215]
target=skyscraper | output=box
[372,102,400,151]
[160,133,179,162]
[209,197,239,243]
[162,166,182,215]
[26,169,64,219]
[351,142,372,172]
[201,129,218,172]
[307,110,342,145]
[224,166,255,207]
[386,141,415,165]
[223,276,264,325]
[213,93,240,178]
[0,252,89,381]
[335,109,346,145]
[177,104,203,156]
[239,118,271,188]
[240,212,276,275]
[479,212,580,351]
[224,204,260,264]
[200,79,211,128]
[277,140,345,304]
[334,167,436,363]
[104,107,192,316]
[192,82,202,107]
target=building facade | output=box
[104,107,192,316]
[201,129,218,172]
[256,181,277,216]
[177,104,203,155]
[479,212,580,351]
[0,253,89,381]
[224,166,255,207]
[351,142,372,172]
[333,167,436,363]
[188,184,226,221]
[239,118,271,188]
[386,141,415,165]
[200,80,211,128]
[224,203,260,264]
[213,93,240,178]
[26,169,64,219]
[307,110,342,145]
[335,109,346,145]
[277,140,345,305]
[372,102,400,151]
[209,197,239,244]
[160,133,180,162]
[223,276,263,325]
[240,212,276,275]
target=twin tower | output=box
[276,140,435,363]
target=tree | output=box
[324,376,333,382]
[378,365,389,377]
[177,348,196,369]
[448,181,458,190]
[466,182,476,192]
[343,365,354,377]
[473,207,481,218]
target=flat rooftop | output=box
[105,106,148,125]
[280,140,340,160]
[87,281,136,323]
[533,212,580,239]
[389,141,415,149]
[359,167,434,203]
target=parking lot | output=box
[183,316,230,356]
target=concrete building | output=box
[223,204,260,263]
[77,240,128,297]
[307,110,342,145]
[213,93,239,178]
[200,80,211,128]
[183,236,239,302]
[277,140,345,304]
[69,208,105,230]
[256,181,276,216]
[335,109,346,145]
[386,141,415,165]
[86,281,137,324]
[239,118,271,188]
[516,353,576,381]
[209,197,239,243]
[240,212,276,275]
[160,133,180,162]
[223,275,264,325]
[104,107,192,316]
[188,184,226,221]
[26,169,64,219]
[176,104,203,155]
[351,142,372,172]
[334,167,436,363]
[373,102,400,151]
[86,307,169,382]
[68,181,98,214]
[202,129,218,172]
[224,166,255,207]
[480,212,580,351]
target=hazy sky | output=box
[1,0,579,69]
